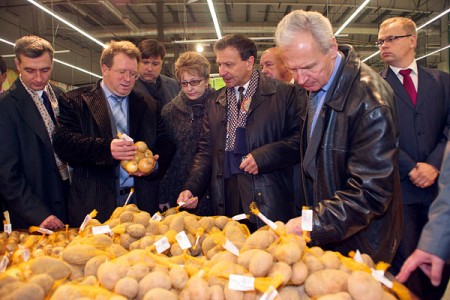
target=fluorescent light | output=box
[416,45,450,61]
[417,8,450,30]
[196,44,204,53]
[334,0,371,36]
[26,0,106,49]
[207,0,222,39]
[361,50,380,63]
[0,36,102,78]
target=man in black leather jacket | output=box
[177,34,302,229]
[276,10,403,263]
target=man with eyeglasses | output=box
[378,17,450,299]
[53,41,174,226]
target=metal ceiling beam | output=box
[99,0,139,32]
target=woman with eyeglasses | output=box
[158,51,214,214]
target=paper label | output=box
[38,228,54,235]
[79,214,92,232]
[176,231,192,250]
[260,286,278,300]
[257,212,277,230]
[353,249,363,263]
[371,269,393,288]
[232,213,248,221]
[3,224,11,235]
[301,209,313,231]
[91,225,112,235]
[120,133,134,142]
[20,248,31,262]
[228,274,255,291]
[151,212,163,221]
[223,238,240,256]
[155,236,170,254]
[0,256,9,272]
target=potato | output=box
[198,217,215,232]
[134,211,151,226]
[241,230,276,251]
[347,271,383,300]
[273,242,302,265]
[30,256,72,280]
[184,277,211,300]
[238,249,264,269]
[2,283,44,300]
[169,215,185,232]
[68,263,84,280]
[210,285,224,300]
[276,286,301,300]
[268,261,292,285]
[61,244,98,265]
[107,244,128,258]
[224,284,244,300]
[304,269,349,297]
[184,216,200,235]
[214,216,230,229]
[127,224,146,239]
[97,260,130,291]
[169,265,189,289]
[304,253,324,273]
[138,271,171,299]
[321,251,340,269]
[91,234,113,250]
[290,261,309,285]
[146,221,159,235]
[119,211,134,223]
[28,273,54,295]
[143,288,178,300]
[317,292,352,300]
[84,255,108,277]
[249,250,273,277]
[127,262,150,281]
[114,277,139,299]
[120,233,137,250]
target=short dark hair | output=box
[14,35,54,63]
[214,34,257,62]
[100,40,140,68]
[0,55,6,74]
[137,39,166,60]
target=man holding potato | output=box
[54,41,174,225]
[275,10,402,263]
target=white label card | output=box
[3,224,11,235]
[91,225,112,235]
[257,213,277,231]
[301,209,313,231]
[232,213,248,221]
[224,238,240,256]
[228,274,255,291]
[120,133,134,142]
[38,228,54,235]
[176,231,192,250]
[79,214,92,232]
[151,212,163,221]
[155,236,170,254]
[0,256,9,272]
[353,249,363,263]
[371,269,393,288]
[20,248,31,262]
[260,286,278,300]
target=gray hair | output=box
[275,10,334,54]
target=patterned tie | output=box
[42,91,56,124]
[307,91,318,138]
[111,95,128,134]
[399,69,417,106]
[237,86,245,111]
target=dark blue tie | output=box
[42,91,56,124]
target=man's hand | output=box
[39,215,64,230]
[240,153,259,175]
[111,139,136,160]
[285,217,303,236]
[409,162,438,188]
[159,202,170,212]
[177,190,198,209]
[396,249,445,287]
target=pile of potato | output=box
[0,205,410,300]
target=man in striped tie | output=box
[54,41,174,225]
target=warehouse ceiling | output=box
[0,0,448,86]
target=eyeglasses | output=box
[375,35,413,47]
[180,79,203,87]
[109,68,139,80]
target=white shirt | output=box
[389,60,419,92]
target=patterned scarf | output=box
[20,76,70,180]
[225,69,259,151]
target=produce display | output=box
[0,205,412,300]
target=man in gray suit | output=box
[0,36,68,229]
[378,17,450,299]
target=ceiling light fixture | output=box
[416,44,450,61]
[206,0,222,39]
[417,8,450,30]
[334,0,371,36]
[0,37,102,79]
[26,0,107,49]
[196,44,204,53]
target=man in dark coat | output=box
[178,34,301,229]
[53,41,174,225]
[378,17,450,299]
[276,10,402,264]
[0,36,68,230]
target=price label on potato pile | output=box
[155,236,170,254]
[151,212,163,221]
[0,255,9,272]
[176,231,192,250]
[260,285,278,300]
[228,274,255,291]
[301,208,313,231]
[232,213,248,221]
[3,224,11,235]
[224,238,240,256]
[92,225,112,235]
[371,269,393,288]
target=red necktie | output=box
[399,69,417,106]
